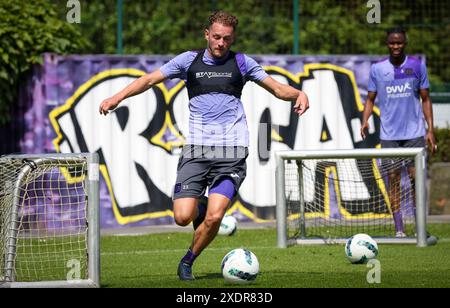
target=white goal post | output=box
[275,148,435,248]
[0,153,100,288]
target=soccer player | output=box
[360,27,436,238]
[99,11,309,280]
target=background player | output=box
[361,27,436,237]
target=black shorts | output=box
[380,136,425,149]
[172,145,248,200]
[380,136,425,169]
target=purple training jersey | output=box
[368,56,429,141]
[160,50,268,147]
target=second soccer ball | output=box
[345,233,378,264]
[218,215,237,236]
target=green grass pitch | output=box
[100,223,450,288]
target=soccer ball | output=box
[221,248,259,284]
[345,233,378,264]
[218,215,237,236]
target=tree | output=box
[0,0,88,124]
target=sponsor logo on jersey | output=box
[196,72,232,79]
[386,82,412,98]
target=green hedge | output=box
[0,0,88,124]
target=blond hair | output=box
[208,11,238,30]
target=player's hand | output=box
[360,122,369,140]
[293,91,309,116]
[426,130,437,155]
[99,96,121,116]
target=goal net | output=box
[275,148,432,247]
[0,153,99,288]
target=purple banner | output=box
[1,53,424,229]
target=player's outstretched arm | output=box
[99,69,167,115]
[258,76,309,116]
[360,91,377,139]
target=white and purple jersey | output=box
[368,56,429,141]
[160,50,268,147]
